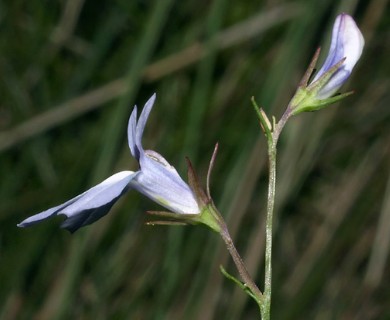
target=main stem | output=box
[262,141,276,320]
[261,107,290,320]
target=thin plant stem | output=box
[219,97,294,319]
[202,137,265,314]
[261,142,276,320]
[210,203,264,307]
[261,106,292,320]
[219,222,264,303]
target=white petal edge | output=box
[340,14,364,72]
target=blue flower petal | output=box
[314,15,345,81]
[18,171,137,232]
[125,94,199,214]
[127,93,156,160]
[136,94,156,153]
[128,106,139,159]
[130,150,200,214]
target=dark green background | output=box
[1,0,389,319]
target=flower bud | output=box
[312,13,364,99]
[290,13,364,115]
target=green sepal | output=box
[186,157,210,207]
[185,157,222,232]
[147,210,199,226]
[307,58,345,95]
[290,57,352,115]
[292,90,354,114]
[193,204,221,233]
[146,220,190,226]
[146,203,222,233]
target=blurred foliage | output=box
[1,0,389,319]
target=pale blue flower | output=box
[311,13,364,99]
[18,94,200,232]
